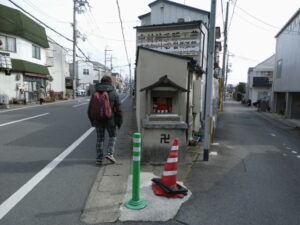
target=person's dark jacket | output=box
[87,82,123,128]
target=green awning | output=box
[11,59,49,75]
[0,4,49,48]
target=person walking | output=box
[37,85,46,105]
[88,76,123,165]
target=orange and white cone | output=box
[152,138,186,198]
[161,138,179,188]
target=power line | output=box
[220,0,225,27]
[228,0,237,30]
[21,0,69,24]
[7,0,73,42]
[115,0,129,64]
[235,4,280,30]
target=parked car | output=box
[76,89,86,96]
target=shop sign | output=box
[137,28,201,59]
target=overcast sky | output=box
[2,0,299,84]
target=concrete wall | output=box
[273,13,300,92]
[0,72,19,100]
[141,127,187,162]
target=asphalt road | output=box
[0,93,129,225]
[176,101,300,225]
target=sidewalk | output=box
[257,111,300,128]
[80,97,202,224]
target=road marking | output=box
[286,147,292,150]
[270,133,276,137]
[291,151,298,154]
[211,143,220,146]
[73,102,89,108]
[0,127,95,220]
[297,155,300,159]
[210,151,218,156]
[0,98,89,114]
[121,94,130,103]
[0,113,49,127]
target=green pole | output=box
[124,133,147,210]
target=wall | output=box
[273,13,300,92]
[47,43,67,94]
[149,2,208,25]
[0,72,19,100]
[0,32,47,65]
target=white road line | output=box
[291,151,298,154]
[0,113,49,127]
[72,102,89,108]
[0,127,95,220]
[297,155,300,159]
[121,94,129,103]
[270,133,276,137]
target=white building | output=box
[0,4,50,103]
[246,55,275,103]
[272,9,300,118]
[69,60,111,92]
[46,41,70,98]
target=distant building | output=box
[0,4,50,103]
[46,41,70,98]
[69,60,110,92]
[246,55,274,103]
[272,9,300,118]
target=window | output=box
[83,69,89,75]
[0,35,16,52]
[32,45,41,59]
[276,59,282,78]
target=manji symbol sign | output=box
[160,134,170,144]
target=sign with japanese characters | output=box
[137,28,201,59]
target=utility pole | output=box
[221,1,229,110]
[72,0,89,98]
[72,0,77,98]
[203,0,217,161]
[104,48,112,74]
[129,61,132,94]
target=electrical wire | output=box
[115,0,130,64]
[7,0,73,42]
[220,0,225,28]
[228,0,237,30]
[235,4,280,30]
[21,0,69,24]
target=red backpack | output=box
[90,91,113,120]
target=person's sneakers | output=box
[96,158,102,165]
[105,155,116,164]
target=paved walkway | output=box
[80,97,202,224]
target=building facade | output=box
[69,60,110,93]
[246,55,274,103]
[0,4,50,103]
[46,42,70,98]
[272,9,300,118]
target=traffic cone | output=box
[152,138,187,198]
